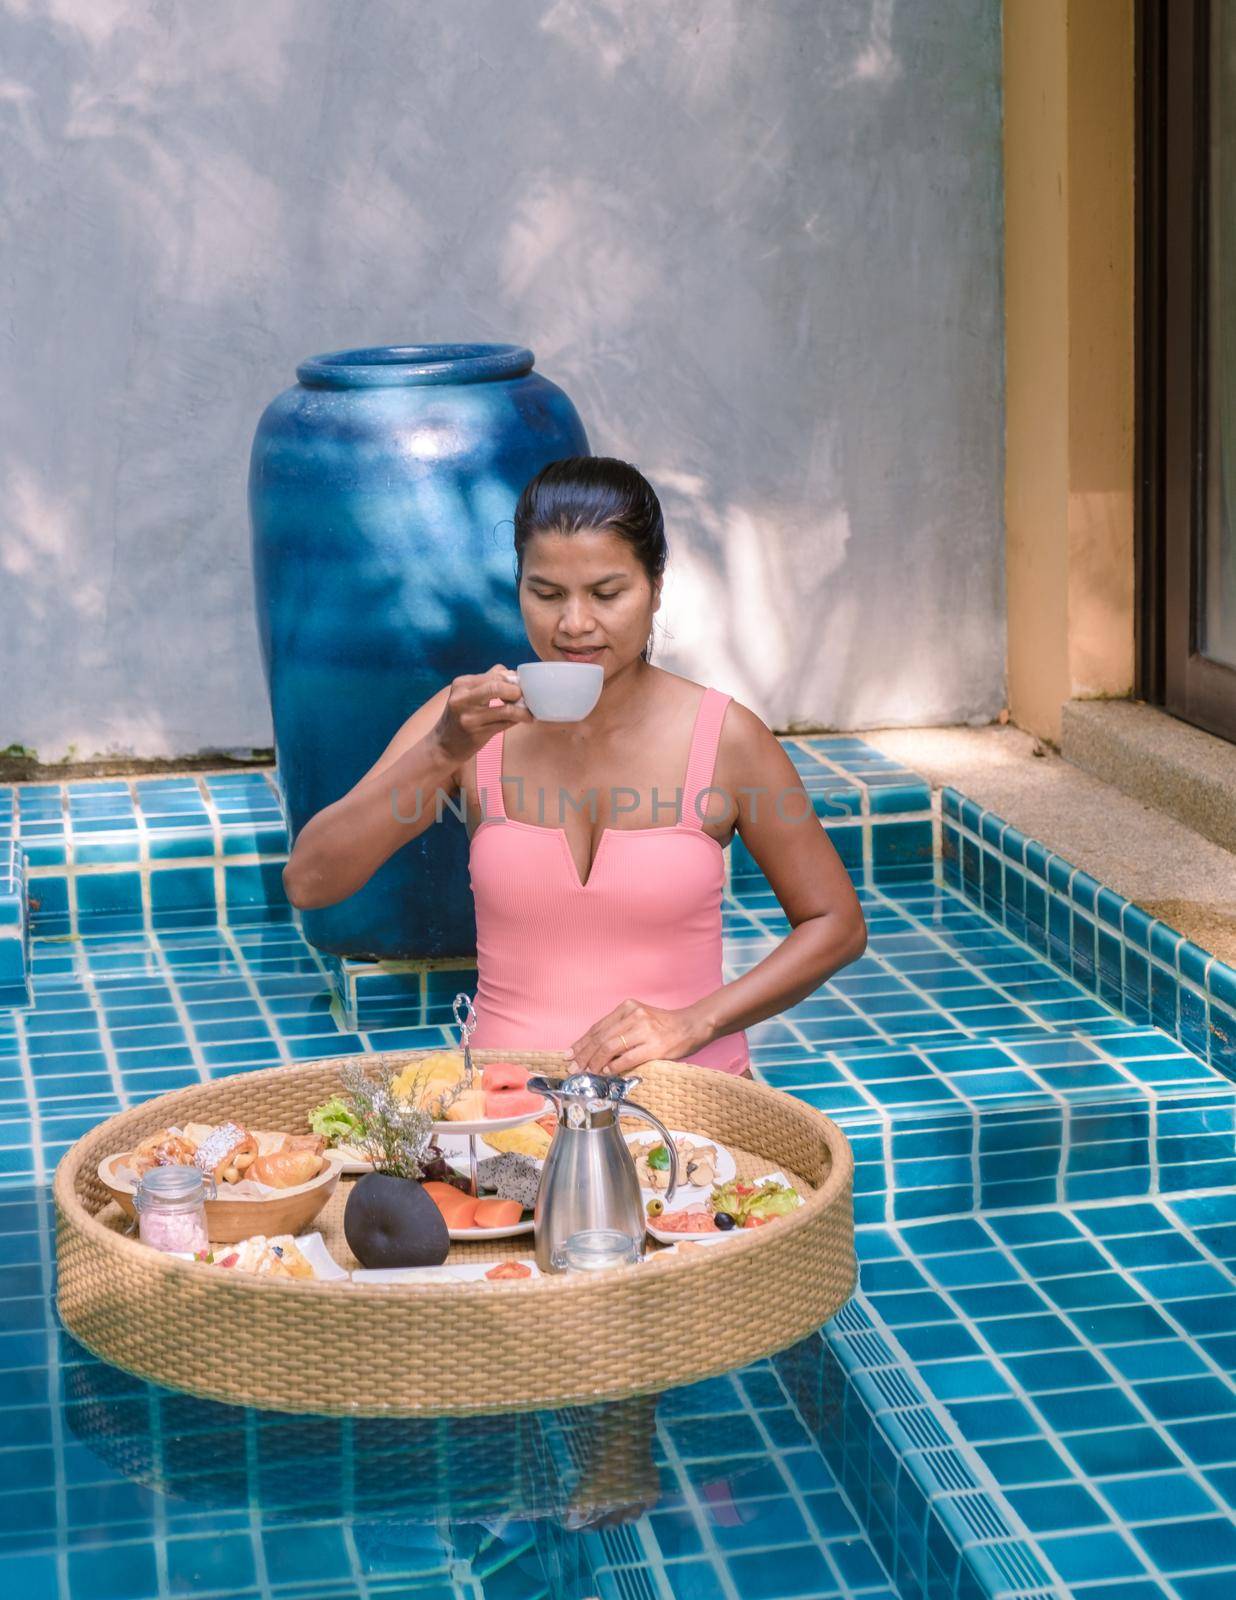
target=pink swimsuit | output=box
[467,685,752,1074]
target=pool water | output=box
[4,749,1236,1598]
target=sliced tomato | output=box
[485,1260,533,1280]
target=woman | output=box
[283,456,868,1074]
[285,457,867,1528]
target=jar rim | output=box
[136,1165,207,1204]
[296,343,535,391]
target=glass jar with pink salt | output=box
[133,1165,213,1254]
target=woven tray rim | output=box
[55,1053,851,1303]
[54,1051,857,1414]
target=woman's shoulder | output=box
[655,668,756,721]
[647,670,772,780]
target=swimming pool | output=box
[2,742,1235,1598]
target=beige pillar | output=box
[1003,0,1135,743]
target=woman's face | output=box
[519,528,661,671]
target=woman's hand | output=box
[429,664,533,764]
[564,998,713,1076]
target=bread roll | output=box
[248,1148,324,1188]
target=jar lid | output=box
[135,1165,207,1205]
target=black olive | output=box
[714,1212,736,1230]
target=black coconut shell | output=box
[343,1172,451,1269]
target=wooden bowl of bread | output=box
[98,1120,344,1243]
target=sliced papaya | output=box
[439,1194,480,1230]
[473,1197,525,1228]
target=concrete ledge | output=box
[857,722,1236,967]
[1062,698,1236,854]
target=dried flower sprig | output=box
[338,1056,437,1181]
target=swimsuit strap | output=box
[475,728,508,823]
[680,688,732,832]
[475,689,730,831]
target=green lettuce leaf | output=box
[308,1096,363,1145]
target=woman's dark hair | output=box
[512,456,668,663]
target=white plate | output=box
[351,1258,541,1285]
[428,1099,552,1137]
[645,1170,803,1245]
[626,1130,737,1201]
[434,1131,530,1166]
[172,1231,348,1281]
[330,1141,375,1175]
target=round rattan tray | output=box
[54,1050,856,1417]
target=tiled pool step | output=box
[847,1192,1236,1598]
[6,880,1228,1190]
[4,753,1236,1595]
[942,788,1236,1085]
[2,1177,900,1600]
[0,736,933,1028]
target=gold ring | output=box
[619,1033,630,1051]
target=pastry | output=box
[192,1122,259,1184]
[213,1234,315,1279]
[129,1126,199,1177]
[279,1132,326,1157]
[247,1147,325,1188]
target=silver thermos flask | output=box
[525,1072,680,1273]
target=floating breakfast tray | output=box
[54,1051,856,1417]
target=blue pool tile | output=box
[1037,1529,1151,1583]
[1005,1481,1108,1534]
[66,1542,160,1600]
[1136,1515,1236,1574]
[8,764,1236,1599]
[1003,1348,1109,1392]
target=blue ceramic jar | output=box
[249,343,590,958]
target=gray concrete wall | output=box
[0,0,1005,760]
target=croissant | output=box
[192,1122,259,1184]
[248,1148,325,1188]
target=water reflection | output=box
[58,1324,838,1600]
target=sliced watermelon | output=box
[484,1086,546,1120]
[481,1062,529,1092]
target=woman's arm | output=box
[281,687,460,910]
[282,664,532,911]
[683,703,868,1046]
[566,702,868,1073]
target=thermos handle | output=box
[621,1101,679,1202]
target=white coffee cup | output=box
[517,661,604,721]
